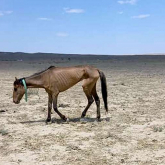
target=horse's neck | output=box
[25,74,44,88]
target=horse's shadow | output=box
[20,117,110,124]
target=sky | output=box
[0,0,165,55]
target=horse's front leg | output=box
[53,94,68,121]
[46,94,52,122]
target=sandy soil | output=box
[0,57,165,165]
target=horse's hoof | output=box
[97,118,101,122]
[62,117,69,122]
[46,118,51,123]
[66,118,69,123]
[66,118,69,122]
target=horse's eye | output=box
[14,88,17,91]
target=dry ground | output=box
[0,57,165,165]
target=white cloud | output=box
[38,17,53,21]
[64,8,85,14]
[0,10,13,16]
[5,11,13,14]
[56,32,68,37]
[118,11,123,14]
[118,0,137,5]
[0,12,4,16]
[132,14,150,19]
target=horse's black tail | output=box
[98,70,108,112]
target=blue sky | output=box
[0,0,165,55]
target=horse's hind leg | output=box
[52,94,67,121]
[81,89,94,118]
[81,79,95,118]
[92,84,101,121]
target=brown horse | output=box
[13,65,108,122]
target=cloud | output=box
[64,8,85,14]
[56,32,68,37]
[118,0,137,5]
[0,10,13,16]
[0,12,4,16]
[5,11,13,14]
[38,17,53,21]
[132,14,150,19]
[118,11,123,14]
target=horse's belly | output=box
[55,73,82,92]
[59,81,79,92]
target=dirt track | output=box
[0,57,165,165]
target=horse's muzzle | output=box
[13,100,20,104]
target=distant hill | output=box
[0,51,111,61]
[0,51,165,62]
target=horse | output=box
[13,65,108,122]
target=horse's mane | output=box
[14,66,55,85]
[31,66,55,76]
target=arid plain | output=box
[0,54,165,165]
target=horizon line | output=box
[0,51,165,56]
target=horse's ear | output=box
[15,77,18,81]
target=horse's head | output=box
[13,77,25,104]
